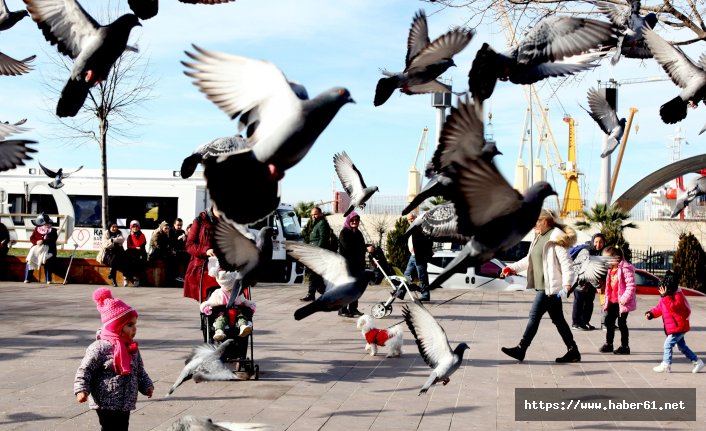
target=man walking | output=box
[404,213,433,302]
[572,233,607,331]
[300,207,332,301]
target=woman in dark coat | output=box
[337,211,366,317]
[183,208,219,301]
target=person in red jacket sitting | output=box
[646,270,705,373]
[124,220,147,287]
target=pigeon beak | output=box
[348,96,356,104]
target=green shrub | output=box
[672,233,706,292]
[385,216,410,271]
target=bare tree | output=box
[366,213,395,247]
[42,40,154,231]
[425,0,706,46]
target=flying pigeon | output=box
[182,45,354,224]
[0,0,28,31]
[166,339,237,397]
[671,176,706,217]
[642,28,706,132]
[581,87,626,158]
[400,203,468,245]
[181,135,247,179]
[0,122,36,172]
[596,0,658,65]
[23,0,142,118]
[0,52,35,76]
[333,151,379,217]
[286,242,374,320]
[468,16,615,103]
[38,162,83,189]
[402,300,469,395]
[374,10,474,106]
[567,249,617,297]
[212,220,273,308]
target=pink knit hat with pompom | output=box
[93,288,138,333]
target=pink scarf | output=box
[99,328,138,375]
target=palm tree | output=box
[575,204,637,260]
[420,195,448,212]
[294,201,316,222]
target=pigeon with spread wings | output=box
[581,87,626,158]
[38,162,83,189]
[374,9,473,106]
[596,0,658,65]
[0,121,36,172]
[333,151,378,217]
[166,340,237,397]
[671,176,706,217]
[567,249,617,297]
[402,300,469,395]
[23,0,141,117]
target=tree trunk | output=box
[100,116,109,232]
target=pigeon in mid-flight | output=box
[671,176,706,217]
[597,0,658,65]
[374,9,474,106]
[402,300,469,395]
[212,220,273,308]
[23,0,142,117]
[468,16,615,103]
[166,339,237,397]
[333,151,379,217]
[38,162,83,189]
[567,249,617,297]
[0,0,28,31]
[0,52,35,76]
[642,27,706,133]
[581,87,626,158]
[400,203,468,245]
[0,122,36,172]
[287,242,374,320]
[183,45,354,224]
[181,135,247,179]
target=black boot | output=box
[556,344,581,363]
[502,343,526,362]
[110,277,117,287]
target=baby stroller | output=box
[198,263,259,380]
[369,257,420,319]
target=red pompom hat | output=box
[93,288,138,333]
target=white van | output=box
[248,203,305,283]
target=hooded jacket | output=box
[649,289,691,335]
[602,259,637,314]
[508,225,577,295]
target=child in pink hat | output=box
[74,288,153,430]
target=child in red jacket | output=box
[645,271,704,373]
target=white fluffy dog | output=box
[356,314,404,358]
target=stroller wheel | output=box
[371,303,387,319]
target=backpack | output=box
[569,244,588,261]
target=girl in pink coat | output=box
[599,246,636,355]
[645,270,704,373]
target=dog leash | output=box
[383,289,473,330]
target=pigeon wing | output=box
[402,301,453,369]
[61,165,83,177]
[0,140,37,172]
[404,79,451,95]
[596,1,630,28]
[508,60,597,85]
[0,53,34,76]
[182,45,303,146]
[38,161,57,177]
[643,27,703,89]
[585,88,620,134]
[334,151,366,198]
[577,255,617,286]
[433,94,484,172]
[0,122,28,140]
[24,0,101,59]
[285,241,354,290]
[408,28,473,71]
[405,10,430,68]
[0,0,8,20]
[213,219,259,273]
[418,203,469,242]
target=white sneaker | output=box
[213,329,226,342]
[123,279,128,287]
[239,321,253,337]
[692,359,705,373]
[46,281,51,285]
[653,362,671,373]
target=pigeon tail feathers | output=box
[374,75,401,106]
[659,96,688,124]
[57,78,91,118]
[419,371,438,395]
[294,301,324,321]
[343,205,355,217]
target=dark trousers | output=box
[572,287,596,326]
[605,302,629,347]
[96,410,130,431]
[521,290,576,349]
[340,300,359,314]
[307,271,325,296]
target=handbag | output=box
[97,248,115,266]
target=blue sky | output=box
[1,0,705,209]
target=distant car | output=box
[633,269,705,297]
[427,250,528,291]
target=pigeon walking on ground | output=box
[468,16,615,103]
[287,242,374,320]
[212,219,273,308]
[183,45,354,224]
[23,0,142,117]
[671,176,706,217]
[0,52,35,76]
[374,9,473,106]
[642,28,706,133]
[597,0,658,65]
[0,122,36,172]
[167,415,273,431]
[181,135,247,179]
[581,87,626,158]
[402,300,469,395]
[38,162,83,189]
[333,151,379,217]
[0,0,28,31]
[166,339,236,397]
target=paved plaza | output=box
[0,281,705,430]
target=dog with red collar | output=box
[357,314,404,357]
